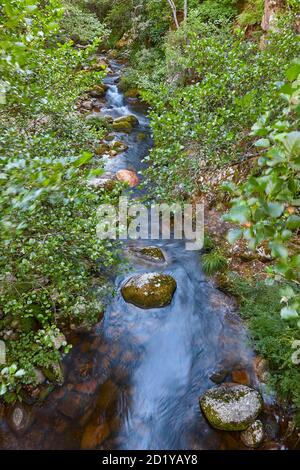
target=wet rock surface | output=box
[0,57,297,452]
[121,273,177,309]
[200,384,263,431]
[240,420,264,448]
[130,246,166,264]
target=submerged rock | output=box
[209,368,228,384]
[111,141,128,153]
[240,420,264,448]
[7,404,32,435]
[81,422,110,449]
[199,383,263,431]
[121,272,177,309]
[116,169,139,188]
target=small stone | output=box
[80,100,93,110]
[232,368,250,386]
[33,368,46,385]
[240,420,264,448]
[209,369,228,384]
[200,383,263,431]
[7,404,32,435]
[253,356,270,383]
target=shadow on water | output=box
[0,58,287,451]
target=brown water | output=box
[0,59,295,450]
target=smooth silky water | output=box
[0,60,264,450]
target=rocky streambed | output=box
[0,57,298,451]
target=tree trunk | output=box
[184,0,188,21]
[167,0,179,29]
[261,0,283,31]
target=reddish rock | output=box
[81,422,110,449]
[253,356,270,383]
[74,379,98,395]
[116,169,139,188]
[231,368,250,386]
[57,390,90,419]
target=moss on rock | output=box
[199,383,263,431]
[112,115,139,133]
[132,246,166,263]
[121,272,176,309]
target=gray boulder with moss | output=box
[121,272,176,308]
[199,383,263,431]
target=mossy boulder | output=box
[240,420,264,448]
[95,143,110,156]
[112,121,133,133]
[199,383,263,431]
[112,115,139,133]
[88,84,108,98]
[121,273,177,309]
[131,246,166,263]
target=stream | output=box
[0,59,292,451]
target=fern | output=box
[202,250,228,275]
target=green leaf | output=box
[270,242,289,259]
[227,205,250,224]
[74,152,93,167]
[255,138,270,148]
[267,202,284,218]
[280,306,299,320]
[286,215,300,230]
[286,63,300,82]
[227,228,243,244]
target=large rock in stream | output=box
[200,383,263,431]
[112,115,139,133]
[121,273,177,309]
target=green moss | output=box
[200,384,263,431]
[237,0,264,27]
[139,247,166,262]
[121,273,177,309]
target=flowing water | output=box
[0,59,290,450]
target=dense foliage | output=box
[0,0,120,401]
[225,64,300,320]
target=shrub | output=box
[0,0,121,402]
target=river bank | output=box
[0,57,299,450]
